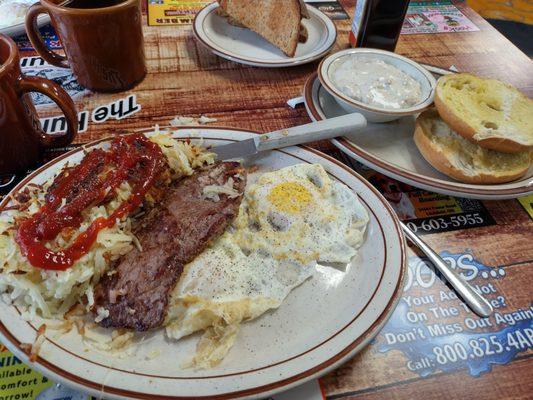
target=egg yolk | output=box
[267,182,312,214]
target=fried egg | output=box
[233,164,369,265]
[165,164,369,368]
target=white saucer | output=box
[193,2,337,68]
[303,72,533,200]
[0,14,50,38]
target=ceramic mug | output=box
[0,34,77,176]
[25,0,146,92]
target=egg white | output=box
[233,164,369,265]
[165,164,369,368]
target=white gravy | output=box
[331,56,423,109]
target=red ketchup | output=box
[16,134,165,271]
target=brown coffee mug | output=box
[26,0,147,92]
[0,34,77,176]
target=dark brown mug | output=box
[26,0,147,92]
[0,34,77,176]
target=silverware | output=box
[212,113,367,160]
[212,113,492,317]
[400,222,493,317]
[420,63,456,76]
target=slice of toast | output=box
[218,6,308,43]
[435,73,533,154]
[218,0,304,57]
[414,109,531,184]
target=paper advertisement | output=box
[402,1,479,34]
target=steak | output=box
[92,162,246,331]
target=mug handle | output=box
[17,76,78,148]
[25,3,69,68]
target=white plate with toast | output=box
[193,2,337,67]
[0,0,50,38]
[0,127,405,399]
[303,73,533,200]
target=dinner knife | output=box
[211,113,367,160]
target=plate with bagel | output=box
[304,68,532,200]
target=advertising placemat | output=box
[332,151,497,235]
[402,0,480,34]
[1,2,531,399]
[146,0,349,26]
[147,0,210,26]
[518,194,533,220]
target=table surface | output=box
[4,1,533,399]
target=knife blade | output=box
[211,113,367,160]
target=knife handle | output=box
[257,113,367,152]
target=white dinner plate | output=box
[0,127,405,400]
[0,2,50,38]
[193,2,337,67]
[303,73,533,200]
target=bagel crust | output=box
[435,74,533,154]
[414,109,531,184]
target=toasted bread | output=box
[435,73,533,154]
[218,4,308,43]
[414,109,531,184]
[218,0,304,57]
[298,0,310,19]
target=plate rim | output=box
[303,72,533,199]
[0,13,50,37]
[192,3,337,67]
[2,134,397,381]
[0,126,406,399]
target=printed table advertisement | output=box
[337,154,496,235]
[0,345,91,399]
[518,194,533,219]
[319,250,533,397]
[1,55,531,400]
[147,0,210,26]
[376,252,532,377]
[146,0,349,26]
[402,1,480,34]
[1,2,532,400]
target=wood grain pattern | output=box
[30,2,533,152]
[321,258,533,398]
[420,200,533,267]
[30,1,533,145]
[326,356,533,400]
[467,0,533,24]
[12,1,533,399]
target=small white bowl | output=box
[318,48,437,123]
